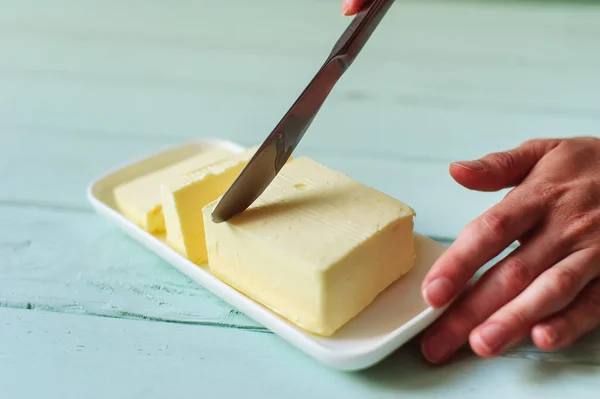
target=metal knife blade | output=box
[211,0,395,223]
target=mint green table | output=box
[1,1,599,397]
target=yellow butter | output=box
[160,146,260,264]
[113,147,233,234]
[202,156,416,336]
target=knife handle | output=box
[327,0,396,70]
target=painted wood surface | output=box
[2,308,600,399]
[1,0,600,397]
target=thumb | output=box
[449,139,561,192]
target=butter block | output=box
[202,156,416,336]
[160,146,260,264]
[113,147,233,234]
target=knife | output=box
[211,0,396,223]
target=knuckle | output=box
[486,151,517,170]
[477,211,511,242]
[502,186,520,201]
[532,181,564,205]
[521,138,546,149]
[549,267,582,297]
[551,314,577,347]
[521,138,561,156]
[440,305,481,340]
[556,139,582,154]
[451,305,482,331]
[521,138,539,146]
[499,308,529,331]
[558,139,599,166]
[569,180,600,201]
[563,212,600,244]
[498,256,534,289]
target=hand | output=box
[341,0,368,16]
[338,0,600,363]
[419,137,600,364]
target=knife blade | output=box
[211,0,396,223]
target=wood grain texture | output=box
[0,204,263,330]
[1,0,600,393]
[1,308,599,399]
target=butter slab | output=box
[160,146,260,264]
[113,147,233,233]
[202,156,416,336]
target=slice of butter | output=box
[202,156,416,336]
[160,146,260,264]
[113,147,233,234]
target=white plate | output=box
[87,138,450,371]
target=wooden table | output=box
[1,0,599,397]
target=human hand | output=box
[419,137,600,364]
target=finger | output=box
[422,188,544,308]
[449,139,561,192]
[531,277,600,351]
[421,230,564,364]
[342,0,367,15]
[469,248,600,357]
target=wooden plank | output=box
[1,308,599,399]
[0,204,263,329]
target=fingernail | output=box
[538,324,558,345]
[422,328,454,363]
[451,160,485,171]
[542,327,558,345]
[422,277,455,307]
[475,323,508,354]
[341,0,351,15]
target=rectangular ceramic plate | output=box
[87,138,450,371]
